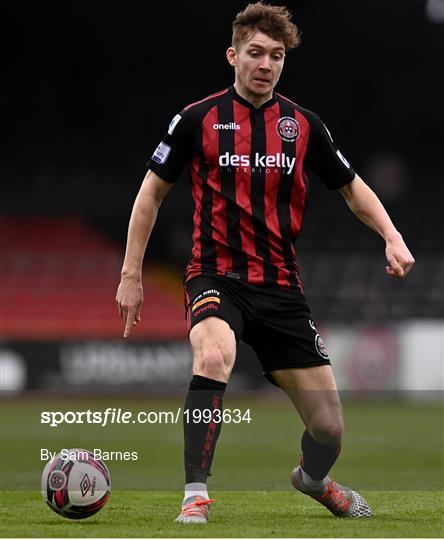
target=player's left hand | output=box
[385,234,415,278]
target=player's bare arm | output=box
[339,174,415,278]
[116,170,173,337]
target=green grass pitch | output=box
[1,396,443,537]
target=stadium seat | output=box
[0,216,187,340]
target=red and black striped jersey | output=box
[148,85,355,288]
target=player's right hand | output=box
[115,277,144,338]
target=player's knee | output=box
[311,418,343,446]
[194,345,233,381]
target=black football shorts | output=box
[184,274,331,384]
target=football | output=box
[41,448,111,519]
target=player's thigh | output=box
[185,276,245,380]
[272,363,338,391]
[190,316,236,371]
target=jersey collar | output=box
[229,85,277,110]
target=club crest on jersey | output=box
[277,116,300,142]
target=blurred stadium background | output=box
[1,0,443,512]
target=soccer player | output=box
[116,2,415,523]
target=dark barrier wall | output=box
[0,340,266,392]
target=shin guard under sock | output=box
[183,375,226,483]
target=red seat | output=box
[1,216,186,340]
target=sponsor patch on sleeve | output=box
[168,114,182,135]
[151,142,171,164]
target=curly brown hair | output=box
[232,2,301,51]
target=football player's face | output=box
[227,31,285,102]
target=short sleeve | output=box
[147,108,196,183]
[304,112,355,190]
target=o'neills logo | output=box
[219,152,295,175]
[213,123,240,130]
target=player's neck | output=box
[233,83,273,109]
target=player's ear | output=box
[226,47,237,67]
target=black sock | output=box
[183,375,226,483]
[300,429,341,481]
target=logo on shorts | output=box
[192,289,221,312]
[309,319,329,359]
[277,116,300,142]
[315,334,329,359]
